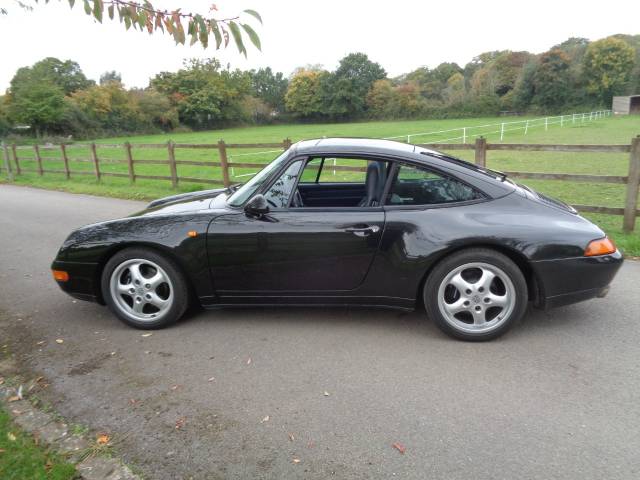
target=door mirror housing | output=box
[244,194,270,216]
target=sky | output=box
[1,0,639,91]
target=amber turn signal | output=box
[584,237,616,257]
[187,230,198,238]
[52,270,70,282]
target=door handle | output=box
[344,225,380,237]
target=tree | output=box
[331,53,386,118]
[366,79,395,118]
[100,71,123,85]
[70,81,141,134]
[491,51,532,96]
[7,80,66,136]
[583,37,636,104]
[248,67,288,112]
[0,96,11,137]
[512,60,537,111]
[284,70,324,118]
[11,57,93,95]
[151,59,252,129]
[531,49,572,109]
[444,72,466,105]
[5,1,262,54]
[134,89,179,130]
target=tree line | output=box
[1,34,638,139]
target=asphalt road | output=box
[1,184,639,480]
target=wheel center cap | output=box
[472,295,481,303]
[137,287,145,296]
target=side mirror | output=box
[244,194,270,216]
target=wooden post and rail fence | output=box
[1,136,639,232]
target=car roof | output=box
[293,137,441,158]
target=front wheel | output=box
[424,248,528,341]
[101,248,189,329]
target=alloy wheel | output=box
[437,262,516,334]
[109,258,174,322]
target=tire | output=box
[101,247,189,329]
[424,248,528,341]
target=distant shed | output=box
[612,95,640,114]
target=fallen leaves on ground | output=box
[324,391,330,396]
[246,357,252,365]
[36,341,46,346]
[292,458,301,464]
[55,339,64,344]
[141,333,153,337]
[0,377,4,385]
[392,442,406,454]
[129,398,139,405]
[208,377,215,382]
[7,396,20,403]
[288,432,295,442]
[7,432,16,442]
[96,434,110,445]
[170,384,181,391]
[175,417,186,430]
[261,416,270,423]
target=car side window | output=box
[298,157,370,184]
[387,164,482,206]
[263,160,303,208]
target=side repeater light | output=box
[584,237,616,257]
[52,270,69,282]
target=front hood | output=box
[134,188,230,216]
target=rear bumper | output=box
[532,250,623,309]
[51,259,102,304]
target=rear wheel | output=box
[101,248,189,329]
[424,248,527,341]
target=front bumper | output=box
[51,259,102,304]
[531,250,623,309]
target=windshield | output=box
[227,151,291,207]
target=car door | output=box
[207,156,387,294]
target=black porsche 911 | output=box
[51,138,622,341]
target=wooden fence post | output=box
[11,144,20,175]
[2,141,14,181]
[90,143,101,181]
[124,142,135,183]
[474,137,487,168]
[623,136,640,232]
[34,144,43,176]
[60,144,70,179]
[167,141,178,188]
[217,140,231,187]
[283,138,292,150]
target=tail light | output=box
[584,237,616,257]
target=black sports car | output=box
[52,138,622,340]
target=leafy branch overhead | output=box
[33,0,262,54]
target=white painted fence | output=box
[383,110,612,144]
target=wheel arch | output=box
[93,242,198,305]
[416,242,542,310]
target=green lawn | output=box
[0,407,77,480]
[1,114,639,254]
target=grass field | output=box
[1,114,639,254]
[0,407,76,480]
